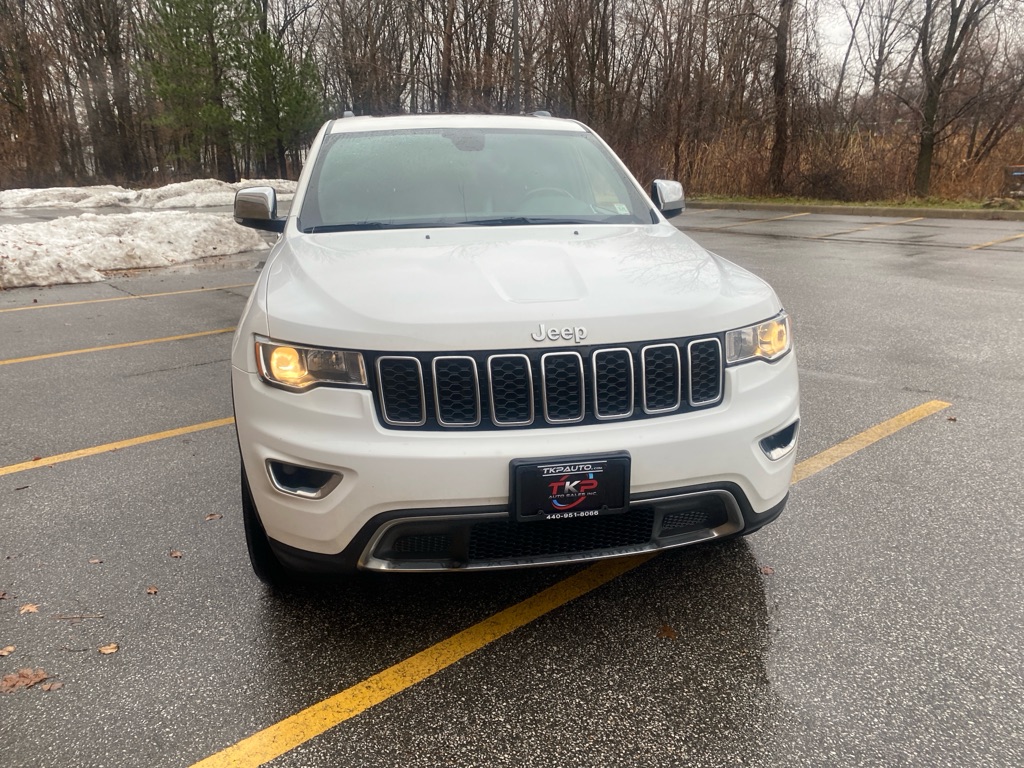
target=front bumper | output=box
[232,352,798,572]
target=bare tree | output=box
[913,0,1001,195]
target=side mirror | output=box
[234,187,285,233]
[651,180,685,219]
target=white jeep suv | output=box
[231,113,799,587]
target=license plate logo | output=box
[510,453,630,522]
[544,465,603,511]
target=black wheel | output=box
[241,463,296,590]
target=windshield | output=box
[298,127,654,232]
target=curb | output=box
[686,200,1024,222]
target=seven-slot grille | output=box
[374,337,723,430]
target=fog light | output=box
[759,420,799,461]
[266,460,342,499]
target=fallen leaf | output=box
[204,513,223,522]
[169,550,183,559]
[657,624,678,640]
[98,643,119,655]
[0,592,9,600]
[0,668,48,693]
[41,681,63,692]
[146,586,158,595]
[0,646,14,657]
[14,486,29,491]
[18,604,39,615]
[88,558,103,565]
[947,416,957,422]
[31,457,42,462]
[760,565,776,575]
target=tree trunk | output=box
[914,87,940,196]
[767,0,793,194]
[439,0,456,111]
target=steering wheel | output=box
[523,186,574,200]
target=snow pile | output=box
[0,211,268,289]
[0,179,297,210]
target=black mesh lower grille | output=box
[468,509,656,560]
[660,503,728,534]
[369,490,744,568]
[392,534,452,555]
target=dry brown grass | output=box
[637,127,1024,202]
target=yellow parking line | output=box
[812,216,924,239]
[791,400,950,483]
[0,418,235,478]
[713,212,810,229]
[190,553,656,768]
[189,398,951,768]
[968,232,1024,251]
[0,328,235,366]
[0,283,255,314]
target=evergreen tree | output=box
[236,30,323,179]
[145,0,249,181]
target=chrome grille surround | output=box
[376,356,426,426]
[540,351,585,424]
[431,356,481,427]
[592,348,634,420]
[640,343,681,414]
[487,354,535,426]
[687,338,724,406]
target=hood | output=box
[262,223,780,351]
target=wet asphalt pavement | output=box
[1,209,1022,767]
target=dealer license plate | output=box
[510,452,630,522]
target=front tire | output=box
[241,463,297,590]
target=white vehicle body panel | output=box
[230,113,799,576]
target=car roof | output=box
[325,113,589,135]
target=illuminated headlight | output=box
[725,313,792,365]
[255,337,367,391]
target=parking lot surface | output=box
[1,209,1022,767]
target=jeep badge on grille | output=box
[530,324,588,343]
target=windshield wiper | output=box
[302,222,391,233]
[454,216,594,227]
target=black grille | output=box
[489,355,533,425]
[542,352,584,422]
[392,534,452,555]
[593,349,633,418]
[688,340,723,405]
[371,336,723,430]
[468,509,656,560]
[432,357,479,426]
[642,345,681,412]
[377,357,424,425]
[660,504,728,534]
